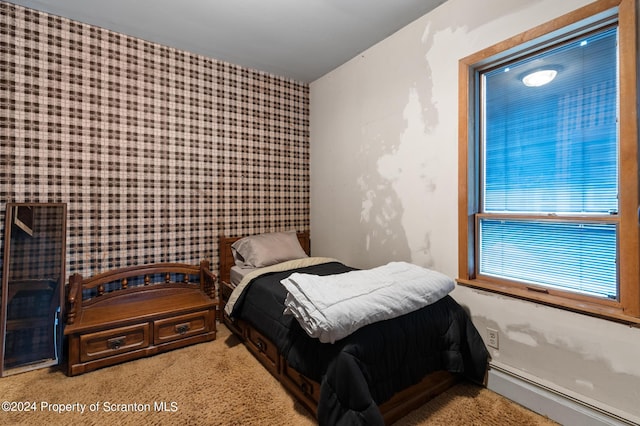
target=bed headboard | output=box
[218,231,310,284]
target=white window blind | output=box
[479,27,619,299]
[479,219,617,298]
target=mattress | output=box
[230,265,256,285]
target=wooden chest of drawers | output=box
[66,299,216,376]
[64,262,217,376]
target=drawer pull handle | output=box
[175,323,190,335]
[300,381,309,395]
[108,337,125,350]
[256,338,265,352]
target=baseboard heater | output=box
[487,362,639,426]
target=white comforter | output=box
[281,261,455,343]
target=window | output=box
[458,0,639,323]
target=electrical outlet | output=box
[487,328,499,349]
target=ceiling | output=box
[9,0,448,83]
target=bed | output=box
[218,231,489,425]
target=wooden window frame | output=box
[457,0,640,324]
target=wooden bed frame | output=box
[218,232,458,425]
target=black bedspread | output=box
[230,261,489,425]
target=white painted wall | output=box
[310,0,640,422]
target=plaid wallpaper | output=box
[0,2,310,281]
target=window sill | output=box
[456,277,640,327]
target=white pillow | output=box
[231,231,308,268]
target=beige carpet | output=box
[0,325,556,425]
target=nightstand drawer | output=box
[153,310,212,344]
[80,323,150,362]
